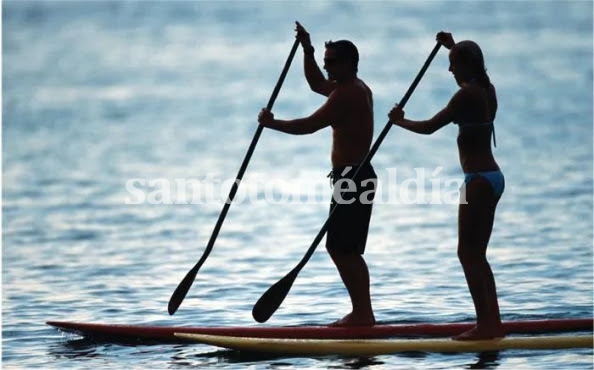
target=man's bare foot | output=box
[452,325,505,341]
[327,312,375,327]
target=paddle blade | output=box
[168,267,198,315]
[252,270,297,323]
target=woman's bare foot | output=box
[327,312,375,327]
[452,325,505,341]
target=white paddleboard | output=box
[175,333,593,356]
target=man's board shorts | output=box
[326,163,377,255]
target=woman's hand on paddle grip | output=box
[436,31,455,49]
[388,104,405,125]
[258,108,274,127]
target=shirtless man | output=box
[388,32,505,340]
[257,22,376,327]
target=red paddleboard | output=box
[47,318,593,343]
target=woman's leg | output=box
[454,175,504,340]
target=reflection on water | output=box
[48,339,114,360]
[468,351,501,369]
[4,0,593,368]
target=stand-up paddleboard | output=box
[175,333,594,356]
[47,318,593,343]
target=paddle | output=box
[252,42,442,323]
[168,38,300,315]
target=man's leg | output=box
[328,250,375,327]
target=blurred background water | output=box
[2,0,592,368]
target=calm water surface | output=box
[2,1,593,368]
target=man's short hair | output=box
[325,40,359,73]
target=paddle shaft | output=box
[253,42,442,322]
[168,38,301,315]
